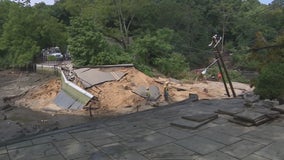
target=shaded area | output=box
[54,90,84,110]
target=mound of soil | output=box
[0,68,253,143]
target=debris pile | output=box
[221,92,281,127]
[171,92,283,129]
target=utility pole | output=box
[209,34,236,97]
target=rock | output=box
[243,92,260,103]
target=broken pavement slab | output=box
[216,107,244,116]
[229,110,273,126]
[170,116,216,130]
[182,113,218,122]
[54,90,85,110]
[234,111,267,124]
[271,104,284,113]
[251,107,280,119]
[132,86,161,101]
[74,68,126,88]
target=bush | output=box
[154,53,188,79]
[135,63,154,77]
[254,63,284,100]
[47,55,57,61]
[207,66,248,83]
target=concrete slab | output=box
[228,118,254,127]
[145,118,171,130]
[255,140,284,160]
[32,132,72,144]
[115,127,156,139]
[149,86,161,100]
[0,154,9,160]
[209,125,254,137]
[197,151,238,160]
[0,147,7,154]
[74,68,126,88]
[8,143,59,160]
[157,126,193,139]
[90,151,112,160]
[272,104,284,113]
[220,140,265,159]
[182,113,218,122]
[240,134,272,145]
[91,136,122,147]
[243,154,270,160]
[216,107,244,116]
[142,143,195,159]
[56,142,98,159]
[7,140,33,150]
[198,129,242,145]
[234,111,267,123]
[175,135,225,155]
[99,143,147,160]
[252,107,280,118]
[53,138,80,147]
[69,101,85,110]
[54,90,84,109]
[132,86,160,101]
[122,133,175,151]
[246,125,284,141]
[171,117,215,129]
[71,129,115,142]
[37,154,65,160]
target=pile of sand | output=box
[16,67,253,115]
[87,67,165,113]
[16,79,62,111]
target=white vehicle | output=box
[50,52,63,59]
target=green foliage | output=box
[232,53,260,71]
[130,28,174,66]
[0,1,67,67]
[134,63,154,77]
[0,0,283,81]
[154,53,188,79]
[255,63,284,100]
[130,28,190,78]
[68,17,108,66]
[228,70,249,83]
[47,55,57,61]
[68,17,133,66]
[206,66,248,83]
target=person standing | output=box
[164,82,169,102]
[217,72,222,81]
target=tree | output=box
[67,17,108,66]
[0,4,39,66]
[0,1,68,66]
[255,63,284,100]
[130,28,188,78]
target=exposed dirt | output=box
[0,71,91,143]
[0,68,253,143]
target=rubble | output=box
[272,104,284,113]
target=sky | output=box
[259,0,273,4]
[30,0,54,6]
[30,0,273,6]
